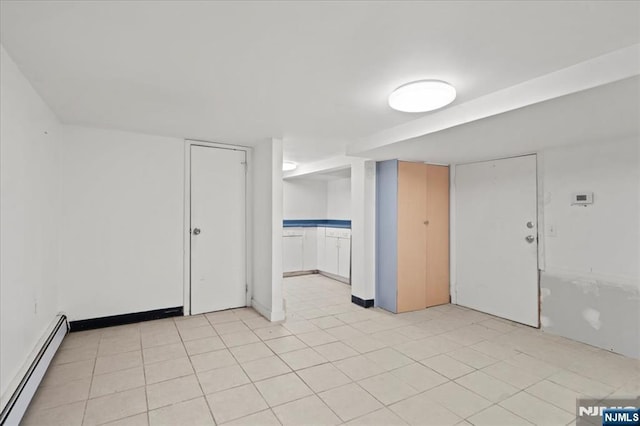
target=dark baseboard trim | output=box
[351,296,374,308]
[69,306,183,332]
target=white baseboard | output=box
[0,314,68,425]
[251,299,286,322]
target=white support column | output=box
[350,159,376,305]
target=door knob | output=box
[193,228,201,235]
[424,220,429,225]
[526,221,534,229]
[525,235,535,243]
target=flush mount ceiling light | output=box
[388,80,456,113]
[283,161,297,172]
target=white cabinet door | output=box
[337,237,351,279]
[316,227,326,272]
[324,236,339,275]
[283,235,304,273]
[303,229,317,271]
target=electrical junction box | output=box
[571,192,594,206]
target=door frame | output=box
[183,139,253,316]
[449,153,544,326]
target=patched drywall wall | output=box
[541,272,639,358]
[540,138,639,358]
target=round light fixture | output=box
[388,80,456,113]
[282,161,297,172]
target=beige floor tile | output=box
[389,393,461,426]
[144,357,194,384]
[471,340,520,360]
[146,374,203,410]
[141,331,181,349]
[334,355,386,381]
[364,348,414,371]
[504,353,562,378]
[296,330,339,347]
[297,363,352,393]
[319,383,383,422]
[482,361,543,389]
[314,341,359,362]
[207,384,269,423]
[214,321,251,335]
[205,310,239,325]
[241,355,292,381]
[90,366,145,398]
[60,331,101,351]
[455,370,519,403]
[395,339,441,361]
[547,369,614,398]
[148,396,214,426]
[183,336,226,356]
[83,387,147,426]
[142,342,187,365]
[447,347,499,369]
[99,336,141,357]
[310,316,345,330]
[325,325,365,341]
[175,315,210,329]
[265,335,308,354]
[468,405,532,425]
[178,325,217,342]
[424,382,493,418]
[40,358,95,388]
[229,341,274,363]
[358,372,419,405]
[273,395,341,426]
[282,320,321,335]
[343,335,387,354]
[190,348,237,373]
[197,364,250,394]
[499,391,576,425]
[525,379,582,413]
[52,346,97,365]
[279,347,328,370]
[95,351,143,375]
[103,413,149,426]
[29,377,91,411]
[420,354,475,379]
[254,325,292,340]
[220,330,261,347]
[21,400,85,426]
[255,372,314,406]
[242,316,274,330]
[390,363,449,392]
[346,407,408,426]
[222,409,281,425]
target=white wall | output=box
[540,137,639,357]
[58,126,184,320]
[0,46,61,398]
[252,139,285,320]
[327,178,351,220]
[283,179,327,219]
[351,160,376,302]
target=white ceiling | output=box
[355,76,640,164]
[1,1,639,163]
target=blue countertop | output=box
[283,219,351,229]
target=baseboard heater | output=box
[0,314,68,426]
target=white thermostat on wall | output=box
[571,192,594,206]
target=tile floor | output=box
[22,275,639,425]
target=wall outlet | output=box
[546,223,557,237]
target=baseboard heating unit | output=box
[0,314,68,425]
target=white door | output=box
[455,155,539,326]
[190,145,246,315]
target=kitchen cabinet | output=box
[324,228,351,281]
[282,228,304,273]
[376,160,450,313]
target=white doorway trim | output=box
[183,139,253,316]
